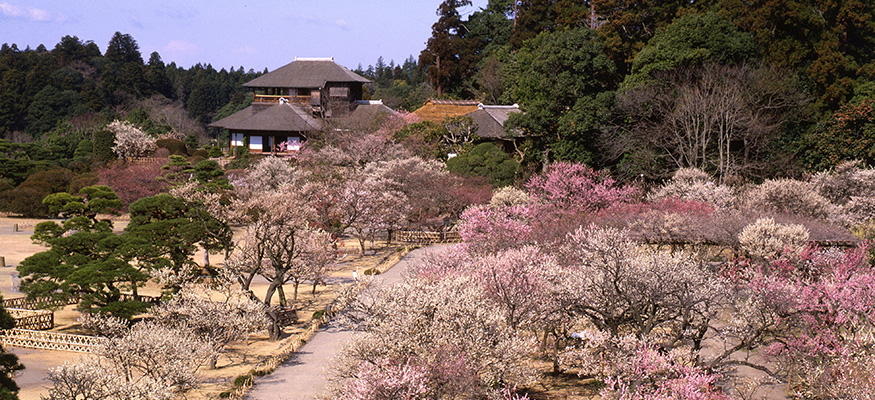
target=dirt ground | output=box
[0,216,405,400]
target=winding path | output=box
[245,245,445,400]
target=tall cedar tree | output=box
[419,0,479,97]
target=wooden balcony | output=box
[253,94,313,104]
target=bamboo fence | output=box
[395,230,461,244]
[0,329,106,353]
[2,295,78,310]
[7,308,53,330]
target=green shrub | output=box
[363,268,380,276]
[191,149,209,158]
[0,183,52,217]
[208,146,224,158]
[92,129,116,161]
[233,374,251,387]
[69,172,99,194]
[312,310,325,320]
[184,134,199,151]
[155,138,188,155]
[446,142,519,187]
[24,168,74,193]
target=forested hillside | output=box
[415,0,875,180]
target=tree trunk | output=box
[266,308,282,340]
[203,248,210,267]
[277,285,288,307]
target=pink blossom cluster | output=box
[526,161,638,213]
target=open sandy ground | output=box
[0,216,405,400]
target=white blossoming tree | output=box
[108,120,155,159]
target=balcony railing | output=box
[253,95,312,104]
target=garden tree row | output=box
[328,161,875,399]
[219,149,488,338]
[17,185,232,318]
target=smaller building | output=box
[412,100,523,152]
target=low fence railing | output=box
[8,308,53,330]
[395,230,461,244]
[2,295,78,310]
[0,329,106,353]
[118,294,162,305]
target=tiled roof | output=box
[243,58,370,88]
[208,103,322,132]
[347,101,398,121]
[466,104,522,138]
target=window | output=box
[231,133,244,147]
[285,136,301,151]
[329,86,349,97]
[249,135,262,151]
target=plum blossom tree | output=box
[362,157,457,226]
[457,204,534,254]
[554,225,728,347]
[150,279,269,367]
[560,332,731,400]
[333,275,536,398]
[489,186,530,208]
[45,358,173,400]
[722,244,875,397]
[476,246,557,330]
[526,162,637,214]
[48,316,215,400]
[737,217,810,260]
[337,358,430,400]
[229,184,337,339]
[107,120,154,159]
[341,172,410,253]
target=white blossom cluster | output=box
[108,120,155,159]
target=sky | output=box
[0,0,489,72]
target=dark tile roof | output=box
[348,100,398,120]
[243,58,370,88]
[467,104,522,138]
[209,102,322,132]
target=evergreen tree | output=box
[0,297,24,400]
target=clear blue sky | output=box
[1,0,489,71]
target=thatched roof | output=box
[243,58,370,89]
[412,99,480,123]
[209,103,322,132]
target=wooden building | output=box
[413,100,523,151]
[210,57,371,154]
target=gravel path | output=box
[245,245,446,400]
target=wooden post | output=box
[0,256,4,268]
